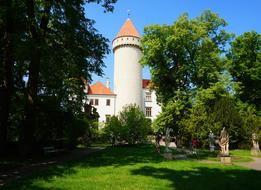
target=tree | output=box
[0,0,14,152]
[181,80,245,148]
[141,10,232,104]
[237,102,261,147]
[103,105,152,145]
[0,0,118,154]
[141,11,232,146]
[119,104,152,144]
[152,90,187,135]
[227,31,261,111]
[104,115,122,146]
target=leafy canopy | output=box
[227,31,261,111]
[141,10,232,104]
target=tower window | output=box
[106,99,110,106]
[94,99,99,106]
[145,107,152,117]
[145,92,152,102]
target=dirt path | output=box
[0,146,105,187]
[235,157,261,171]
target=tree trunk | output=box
[0,0,14,155]
[20,0,52,155]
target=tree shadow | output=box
[2,163,76,190]
[2,145,259,190]
[2,145,163,189]
[131,165,261,190]
[69,145,165,168]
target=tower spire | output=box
[114,17,140,39]
[127,10,130,18]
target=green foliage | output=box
[227,31,261,111]
[153,91,187,135]
[119,104,152,144]
[237,102,261,147]
[142,11,260,149]
[104,104,152,145]
[104,115,122,145]
[181,81,260,148]
[141,10,232,104]
[0,0,117,151]
[65,116,95,149]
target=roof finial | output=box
[127,10,130,18]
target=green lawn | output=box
[2,145,261,190]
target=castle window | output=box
[145,107,152,117]
[145,92,152,102]
[89,99,94,105]
[106,99,110,106]
[94,99,99,106]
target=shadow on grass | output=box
[2,145,259,190]
[1,164,76,190]
[74,145,165,167]
[131,165,261,190]
[2,145,163,189]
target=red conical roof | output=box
[116,18,140,38]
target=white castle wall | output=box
[87,94,116,123]
[143,89,162,120]
[113,36,143,113]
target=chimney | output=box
[106,77,110,89]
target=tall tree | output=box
[0,0,14,152]
[227,31,261,111]
[141,10,232,104]
[0,0,117,154]
[20,0,117,151]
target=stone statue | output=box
[209,130,215,152]
[251,133,260,156]
[155,132,161,153]
[252,133,260,150]
[165,127,173,153]
[219,127,229,156]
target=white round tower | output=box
[113,18,143,114]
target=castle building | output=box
[87,18,161,123]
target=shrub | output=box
[65,117,90,148]
[104,116,122,146]
[104,104,152,145]
[119,104,152,144]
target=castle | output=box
[87,18,161,123]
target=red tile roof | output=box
[142,79,151,89]
[88,80,152,95]
[116,18,140,38]
[87,81,115,95]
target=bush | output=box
[104,116,122,146]
[104,104,152,145]
[65,117,90,148]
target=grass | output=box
[168,148,254,162]
[2,145,261,190]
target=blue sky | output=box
[85,0,261,87]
